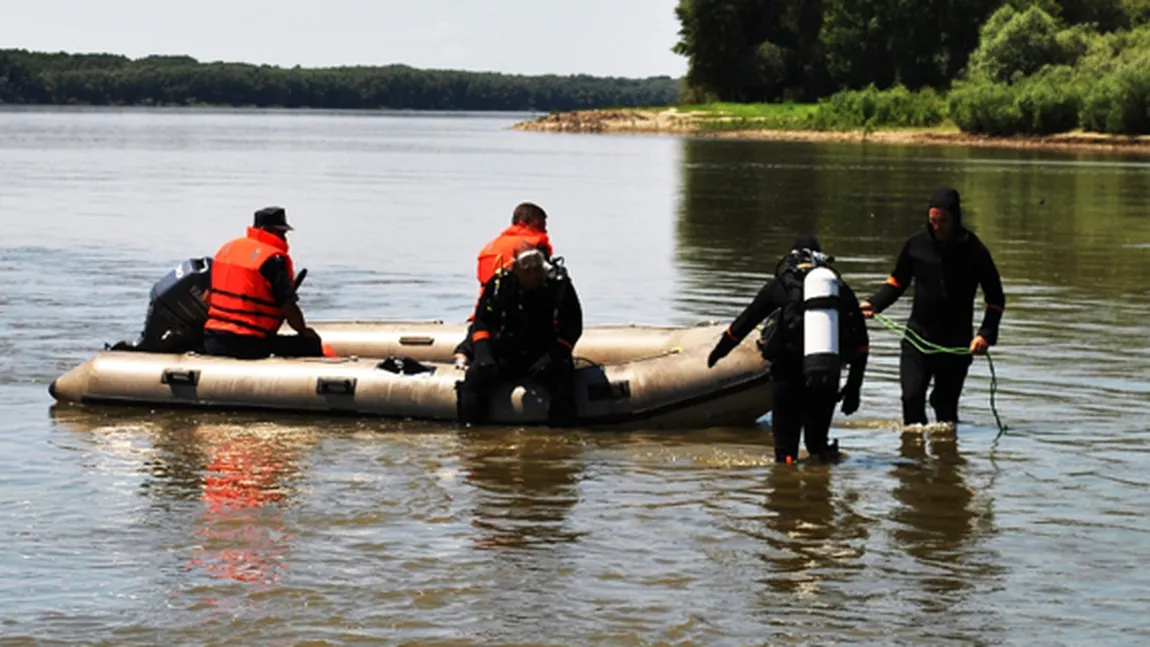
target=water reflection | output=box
[182,422,311,586]
[50,407,316,588]
[953,155,1150,297]
[890,429,1002,608]
[672,137,1150,324]
[458,429,586,550]
[758,464,868,598]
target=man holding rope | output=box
[859,188,1006,427]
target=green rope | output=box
[873,313,1008,439]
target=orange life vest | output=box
[204,227,294,338]
[476,224,552,286]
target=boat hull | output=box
[52,323,772,429]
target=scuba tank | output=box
[756,248,842,388]
[548,255,571,344]
[802,252,841,388]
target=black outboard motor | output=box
[114,257,213,353]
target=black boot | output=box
[455,380,488,426]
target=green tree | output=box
[967,5,1073,82]
[673,0,754,101]
[820,0,998,91]
[673,0,829,102]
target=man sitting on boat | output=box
[453,202,554,367]
[475,201,553,287]
[456,244,583,427]
[201,206,326,360]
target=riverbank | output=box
[512,107,1150,155]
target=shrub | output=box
[809,84,946,130]
[947,80,1025,135]
[1079,51,1150,133]
[1014,66,1084,134]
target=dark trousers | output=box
[457,354,577,427]
[202,331,324,360]
[899,341,973,425]
[770,374,840,463]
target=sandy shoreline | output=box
[512,108,1150,156]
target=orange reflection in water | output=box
[187,427,306,586]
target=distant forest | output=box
[0,49,680,111]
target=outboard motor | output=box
[802,255,840,389]
[129,257,213,353]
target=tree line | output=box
[674,0,1150,134]
[673,0,1150,102]
[0,49,679,111]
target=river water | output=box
[1,106,1148,645]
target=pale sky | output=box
[0,0,688,78]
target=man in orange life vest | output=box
[202,206,325,359]
[476,202,553,286]
[454,202,553,367]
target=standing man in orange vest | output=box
[202,206,325,359]
[454,202,554,367]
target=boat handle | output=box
[398,336,434,346]
[317,377,357,395]
[161,369,200,386]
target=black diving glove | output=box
[839,383,861,416]
[707,334,738,369]
[839,356,867,416]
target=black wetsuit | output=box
[868,224,1005,424]
[709,257,870,463]
[457,269,583,427]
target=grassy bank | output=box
[513,86,1150,155]
[515,86,959,136]
[676,102,821,131]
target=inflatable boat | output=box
[307,319,728,365]
[49,321,773,429]
[48,258,773,428]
